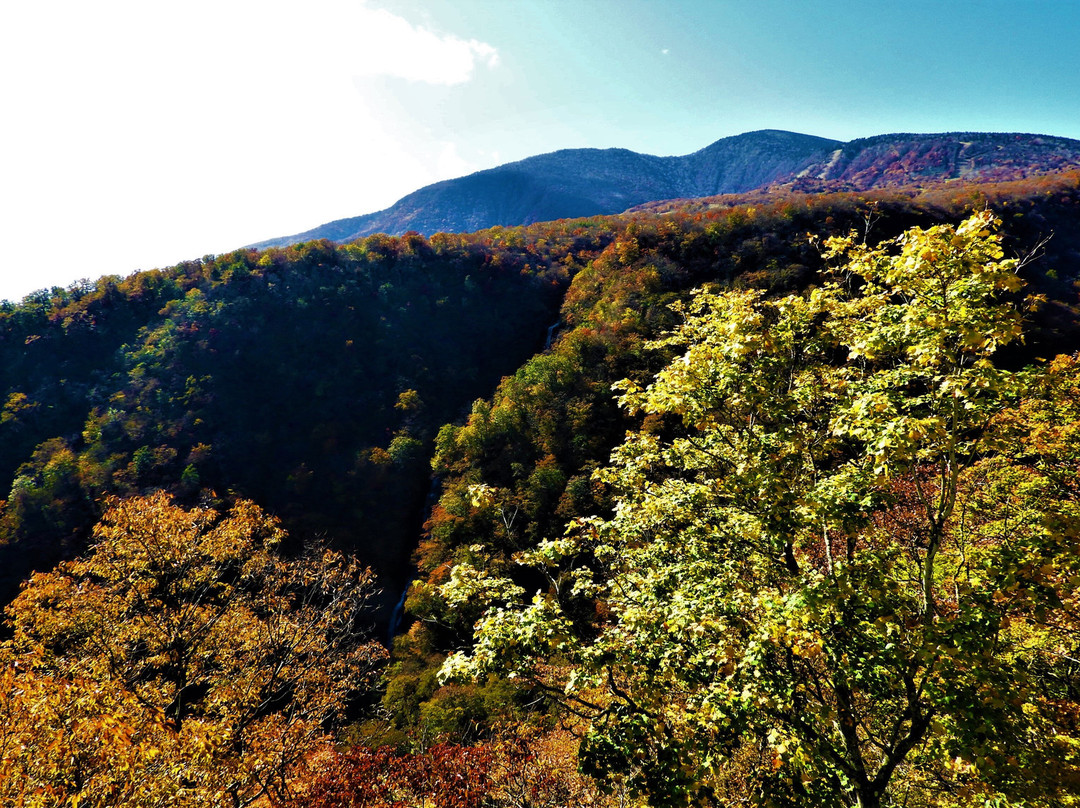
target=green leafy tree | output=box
[442,213,1080,807]
[0,491,386,808]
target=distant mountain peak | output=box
[250,130,1080,250]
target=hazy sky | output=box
[2,0,1078,303]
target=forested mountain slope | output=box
[387,170,1080,733]
[0,229,607,611]
[4,171,1079,624]
[4,170,1080,806]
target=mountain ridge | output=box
[250,130,1080,248]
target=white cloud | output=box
[350,7,500,85]
[0,1,501,302]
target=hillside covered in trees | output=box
[4,170,1080,806]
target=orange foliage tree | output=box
[0,492,386,808]
[289,727,613,808]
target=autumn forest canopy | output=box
[5,172,1080,806]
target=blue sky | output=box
[1,0,1078,303]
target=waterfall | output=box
[544,320,561,349]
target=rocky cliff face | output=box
[785,132,1080,191]
[251,131,1080,248]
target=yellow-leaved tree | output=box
[0,491,387,808]
[442,212,1080,807]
